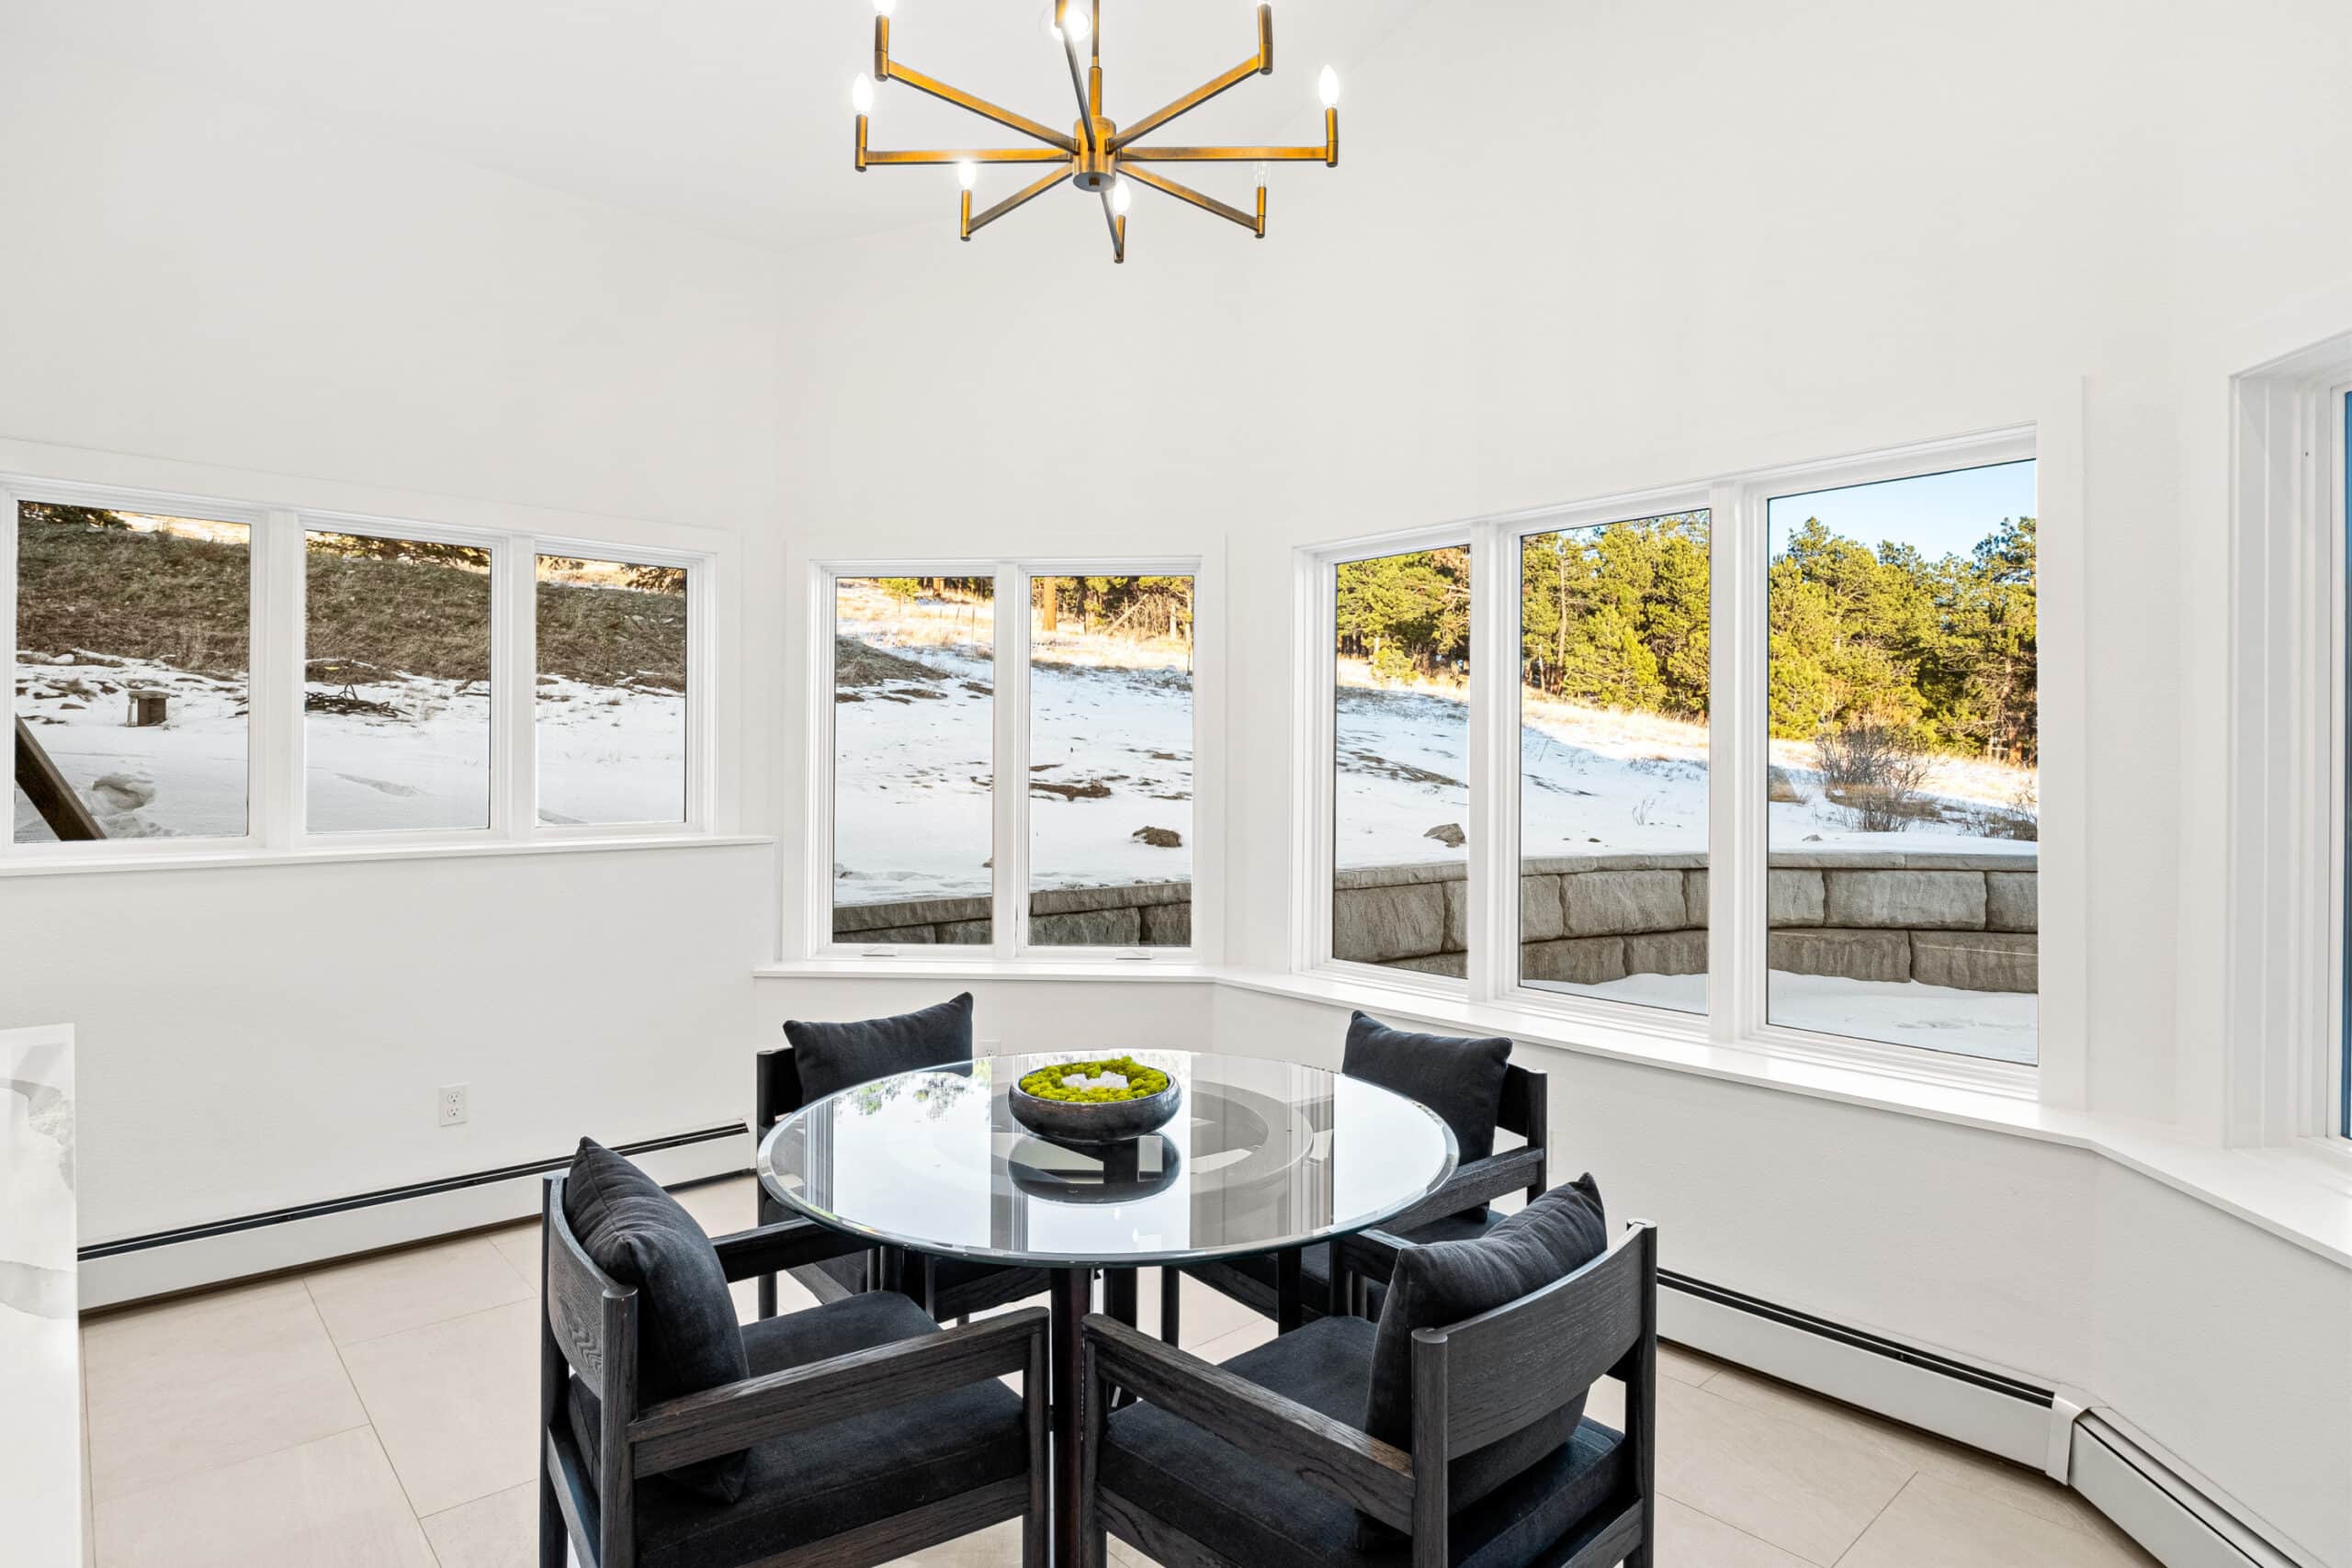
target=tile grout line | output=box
[1827,1470,1920,1567]
[306,1274,440,1535]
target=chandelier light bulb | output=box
[1111,176,1132,215]
[852,73,876,114]
[957,160,978,192]
[1317,65,1341,107]
[1256,161,1270,186]
[873,0,896,14]
[1061,4,1091,43]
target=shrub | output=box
[1815,722,1934,832]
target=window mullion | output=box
[992,565,1027,958]
[1709,481,1762,1043]
[496,539,536,840]
[1468,523,1516,1004]
[256,511,303,849]
[0,482,17,864]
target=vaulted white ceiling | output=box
[8,0,1422,253]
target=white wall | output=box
[0,32,792,1247]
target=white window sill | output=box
[753,957,2352,1271]
[754,956,1218,983]
[0,833,774,878]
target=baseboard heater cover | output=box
[77,1122,750,1310]
[1658,1269,2310,1568]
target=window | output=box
[1305,433,2042,1082]
[536,553,692,827]
[829,575,998,942]
[5,474,711,861]
[1028,574,1194,948]
[13,502,252,843]
[1764,459,2038,1065]
[1518,513,1710,1010]
[1332,547,1472,978]
[820,561,1204,958]
[305,530,492,833]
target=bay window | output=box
[1305,431,2042,1082]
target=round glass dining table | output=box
[755,1049,1457,1568]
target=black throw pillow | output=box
[1342,1010,1512,1165]
[785,992,976,1104]
[561,1139,752,1502]
[1359,1174,1610,1546]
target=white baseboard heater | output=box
[1660,1270,2312,1568]
[76,1122,750,1310]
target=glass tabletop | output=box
[756,1050,1459,1268]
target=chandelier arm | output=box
[966,168,1074,236]
[1117,145,1329,163]
[865,148,1072,166]
[1107,57,1266,152]
[1118,164,1259,233]
[1057,25,1099,158]
[886,62,1078,152]
[1097,188,1127,264]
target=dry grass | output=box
[17,513,685,688]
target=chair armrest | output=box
[1381,1145,1544,1236]
[629,1305,1046,1477]
[708,1216,873,1282]
[1333,1228,1411,1290]
[1082,1313,1414,1531]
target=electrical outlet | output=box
[437,1084,469,1127]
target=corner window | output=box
[13,502,253,843]
[822,561,1202,958]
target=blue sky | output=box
[1769,458,2036,564]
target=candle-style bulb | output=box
[1110,176,1132,216]
[957,161,978,192]
[873,0,895,14]
[1317,65,1341,107]
[852,73,876,113]
[1061,5,1091,42]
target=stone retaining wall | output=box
[1336,851,2037,991]
[835,850,2037,991]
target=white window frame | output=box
[2215,335,2352,1151]
[3,472,718,865]
[1295,430,2047,1097]
[810,557,1213,964]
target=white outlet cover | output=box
[437,1085,468,1126]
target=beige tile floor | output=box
[74,1177,2160,1568]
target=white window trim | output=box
[1295,429,2049,1099]
[4,472,718,868]
[2221,334,2352,1150]
[809,556,1215,964]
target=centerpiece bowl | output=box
[1008,1055,1182,1147]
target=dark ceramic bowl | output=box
[1008,1078,1183,1147]
[1007,1134,1182,1203]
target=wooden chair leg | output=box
[537,1456,567,1568]
[754,1273,777,1320]
[1159,1267,1182,1345]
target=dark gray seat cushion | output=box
[571,1292,1028,1568]
[784,993,975,1104]
[1362,1177,1609,1544]
[1100,1314,1625,1568]
[1343,1011,1513,1165]
[562,1140,750,1501]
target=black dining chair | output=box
[537,1145,1048,1568]
[1081,1183,1658,1568]
[1184,1011,1549,1328]
[753,993,1053,1323]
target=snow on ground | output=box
[1558,970,2038,1065]
[1340,663,2037,868]
[830,594,1193,907]
[12,651,684,840]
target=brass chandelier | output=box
[850,0,1341,263]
